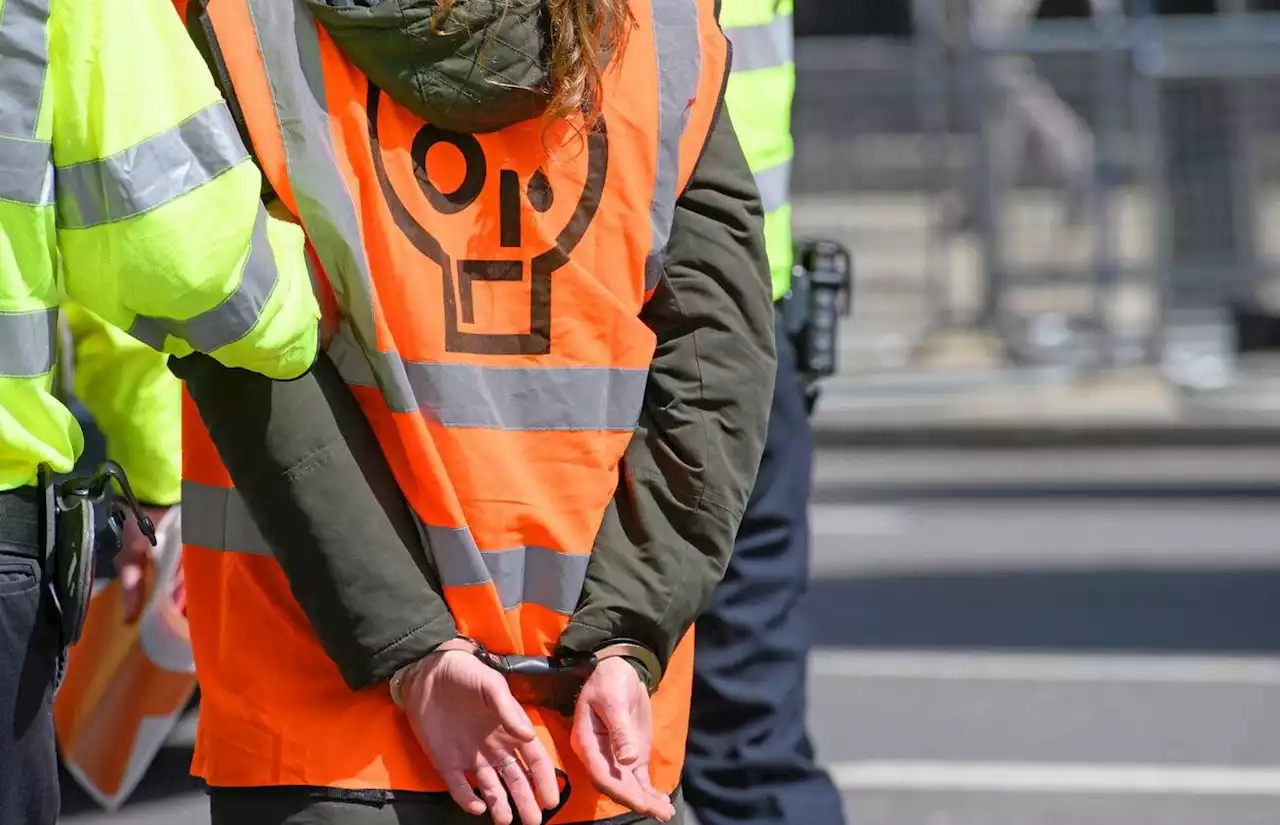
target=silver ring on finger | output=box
[495,755,520,773]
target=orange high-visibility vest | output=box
[178,0,729,820]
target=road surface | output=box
[60,449,1280,824]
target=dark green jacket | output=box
[172,0,775,692]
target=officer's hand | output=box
[571,657,674,822]
[401,649,560,825]
[118,505,171,623]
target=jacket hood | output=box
[305,0,552,134]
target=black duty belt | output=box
[0,485,42,557]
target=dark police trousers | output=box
[209,787,687,825]
[0,486,61,825]
[683,324,846,825]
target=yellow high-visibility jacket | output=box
[0,0,321,492]
[720,0,795,299]
[62,304,181,506]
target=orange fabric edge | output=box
[205,0,299,215]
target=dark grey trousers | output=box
[209,788,685,825]
[683,325,845,825]
[0,494,61,825]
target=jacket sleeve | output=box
[556,107,777,677]
[49,0,319,381]
[63,304,183,507]
[170,351,459,691]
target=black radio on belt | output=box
[38,460,156,647]
[780,239,853,395]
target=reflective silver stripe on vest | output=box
[723,14,793,73]
[753,158,791,214]
[404,362,645,431]
[0,134,52,205]
[330,324,645,431]
[0,0,53,204]
[126,208,279,352]
[428,532,589,616]
[182,482,587,615]
[56,102,250,229]
[244,0,416,413]
[645,0,703,292]
[0,307,55,377]
[0,0,50,138]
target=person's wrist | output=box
[389,637,480,709]
[599,655,651,692]
[593,640,661,694]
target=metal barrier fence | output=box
[797,4,1280,385]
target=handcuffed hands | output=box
[400,649,561,825]
[401,647,672,824]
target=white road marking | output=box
[827,760,1280,796]
[810,650,1280,685]
[810,505,909,537]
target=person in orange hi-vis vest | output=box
[167,0,777,823]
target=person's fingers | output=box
[482,677,536,743]
[516,737,560,810]
[632,766,675,822]
[474,766,513,825]
[593,693,639,766]
[495,757,541,825]
[572,706,619,785]
[635,763,660,797]
[441,769,487,816]
[650,797,676,822]
[572,708,658,815]
[629,764,674,820]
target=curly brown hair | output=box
[542,0,633,126]
[431,0,633,129]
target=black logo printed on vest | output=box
[367,84,608,356]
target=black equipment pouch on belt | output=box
[38,460,156,647]
[779,239,854,408]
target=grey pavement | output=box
[806,355,1280,446]
[61,448,1280,825]
[811,445,1280,497]
[804,480,1280,824]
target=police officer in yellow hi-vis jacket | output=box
[0,0,321,819]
